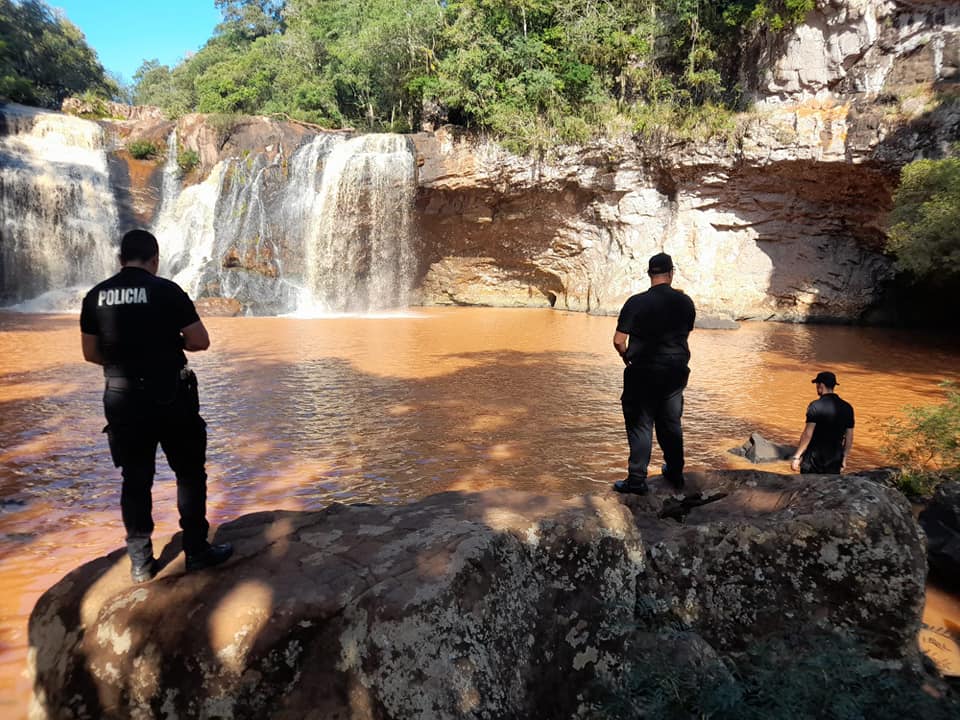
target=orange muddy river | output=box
[1,308,959,715]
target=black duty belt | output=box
[104,376,146,390]
[103,367,192,390]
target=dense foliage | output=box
[0,0,116,108]
[884,382,960,497]
[886,155,960,281]
[131,0,814,150]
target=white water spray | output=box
[0,103,118,309]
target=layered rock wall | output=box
[411,0,960,320]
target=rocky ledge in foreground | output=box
[29,471,929,719]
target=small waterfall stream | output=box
[0,103,118,309]
[302,134,417,314]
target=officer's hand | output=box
[790,456,801,472]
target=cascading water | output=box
[301,134,417,314]
[0,103,118,309]
[1,104,418,315]
[155,131,417,315]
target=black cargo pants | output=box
[621,364,688,484]
[103,368,209,564]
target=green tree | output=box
[886,157,960,280]
[0,0,116,108]
[215,0,286,45]
[126,0,816,146]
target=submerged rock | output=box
[28,471,926,719]
[729,432,796,463]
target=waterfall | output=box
[0,103,118,309]
[155,131,417,315]
[152,130,222,295]
[301,134,417,314]
[0,105,418,315]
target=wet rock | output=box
[729,433,796,463]
[919,480,960,590]
[195,297,244,317]
[61,98,166,122]
[29,471,927,719]
[696,316,739,330]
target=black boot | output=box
[128,538,157,583]
[131,557,159,583]
[613,477,650,495]
[186,542,234,572]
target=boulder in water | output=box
[728,432,796,463]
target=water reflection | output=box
[1,308,959,714]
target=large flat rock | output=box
[28,471,926,719]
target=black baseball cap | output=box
[647,252,674,275]
[811,371,838,387]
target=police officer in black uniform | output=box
[80,229,232,582]
[612,252,696,495]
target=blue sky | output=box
[52,1,223,82]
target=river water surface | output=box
[1,308,959,715]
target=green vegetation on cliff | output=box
[0,0,116,108]
[130,0,814,151]
[887,155,960,282]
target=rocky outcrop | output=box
[919,480,960,588]
[729,432,796,463]
[61,98,166,122]
[410,1,960,320]
[28,471,927,719]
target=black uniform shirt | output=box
[805,394,856,468]
[80,267,199,380]
[616,284,696,369]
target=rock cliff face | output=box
[28,471,927,720]
[411,1,960,320]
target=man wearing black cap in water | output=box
[80,229,233,583]
[790,371,855,474]
[612,252,696,495]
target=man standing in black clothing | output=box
[791,371,855,474]
[80,229,233,583]
[612,252,696,495]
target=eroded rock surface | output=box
[29,471,926,719]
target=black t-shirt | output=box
[616,284,696,369]
[80,267,199,380]
[805,393,856,468]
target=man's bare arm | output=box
[790,422,816,472]
[613,330,629,365]
[181,320,210,352]
[81,333,104,365]
[841,428,854,472]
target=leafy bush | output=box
[126,139,161,160]
[177,147,200,174]
[883,382,960,496]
